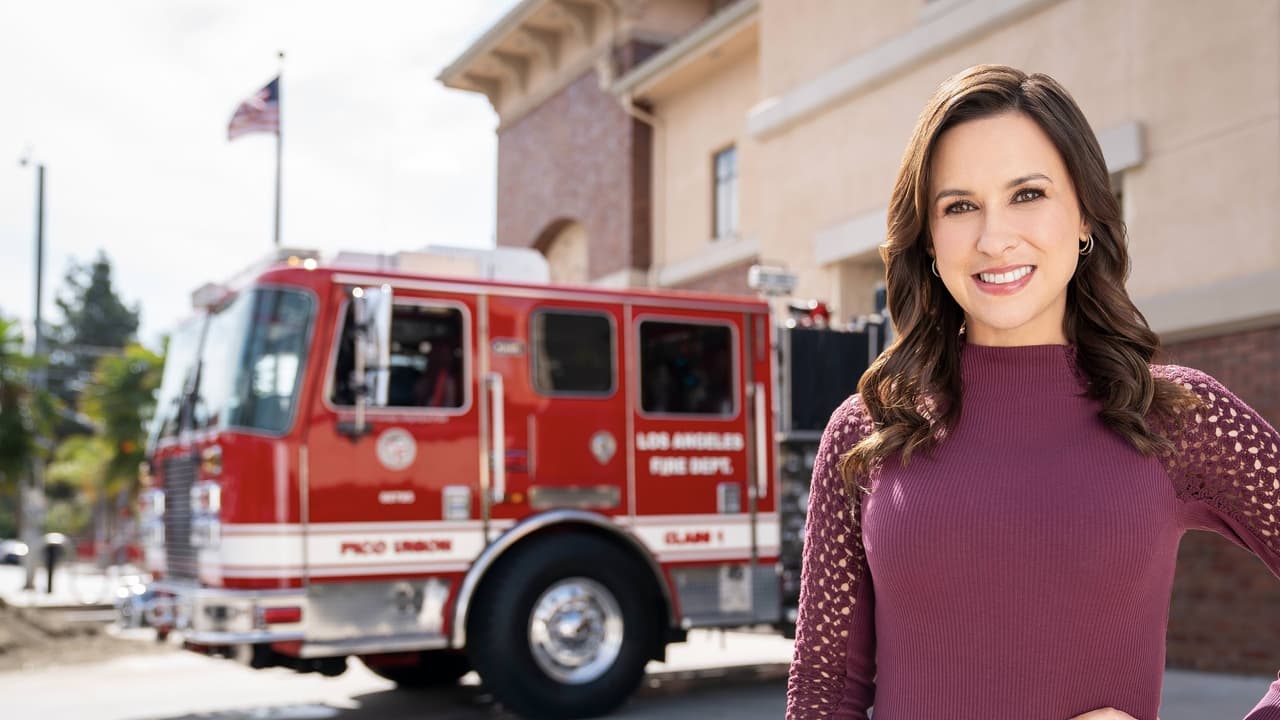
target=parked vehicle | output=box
[0,539,28,565]
[127,247,887,718]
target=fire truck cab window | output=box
[532,311,614,395]
[639,321,735,416]
[331,302,465,410]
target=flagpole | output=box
[274,51,284,248]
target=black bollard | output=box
[42,533,66,595]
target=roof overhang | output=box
[611,0,758,102]
[437,0,617,108]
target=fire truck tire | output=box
[468,534,655,719]
[360,650,471,689]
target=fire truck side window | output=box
[531,310,615,396]
[638,321,735,416]
[331,302,466,410]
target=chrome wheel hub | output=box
[528,577,624,684]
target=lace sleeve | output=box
[785,395,877,720]
[1151,365,1280,720]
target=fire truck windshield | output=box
[151,287,315,442]
[148,312,206,446]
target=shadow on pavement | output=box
[131,664,790,720]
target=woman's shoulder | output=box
[1147,362,1237,420]
[824,393,875,442]
[1146,362,1271,451]
[1148,362,1221,392]
[1147,362,1280,530]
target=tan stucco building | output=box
[443,0,1280,673]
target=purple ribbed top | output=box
[786,342,1280,720]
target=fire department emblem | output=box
[589,431,617,465]
[376,428,417,471]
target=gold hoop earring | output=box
[931,260,940,277]
[1079,234,1094,256]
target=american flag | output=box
[227,77,279,141]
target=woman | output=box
[785,65,1280,720]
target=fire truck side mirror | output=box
[350,285,393,433]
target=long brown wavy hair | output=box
[840,65,1199,490]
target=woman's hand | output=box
[1068,709,1157,720]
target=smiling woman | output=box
[928,113,1088,347]
[785,65,1280,720]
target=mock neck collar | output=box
[958,339,1089,398]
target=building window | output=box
[713,146,738,240]
[331,302,466,409]
[532,310,615,395]
[639,320,736,416]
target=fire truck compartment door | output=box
[484,297,629,521]
[630,312,759,544]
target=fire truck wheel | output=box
[360,650,471,689]
[469,534,655,719]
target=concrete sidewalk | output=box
[0,562,137,608]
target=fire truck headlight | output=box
[191,516,221,549]
[139,488,165,518]
[200,444,223,477]
[190,481,222,515]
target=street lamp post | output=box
[18,154,47,592]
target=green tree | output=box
[45,435,110,537]
[45,344,163,539]
[0,314,55,538]
[47,251,140,412]
[81,344,163,498]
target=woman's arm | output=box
[786,395,877,719]
[1152,365,1280,720]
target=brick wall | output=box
[496,68,652,281]
[1161,323,1280,674]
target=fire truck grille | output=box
[163,455,199,580]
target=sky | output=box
[0,0,522,347]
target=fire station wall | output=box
[749,0,1280,331]
[1162,323,1280,674]
[496,70,652,281]
[835,260,884,322]
[649,34,760,276]
[757,0,919,98]
[670,258,756,295]
[542,219,590,283]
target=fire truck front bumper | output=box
[146,581,306,645]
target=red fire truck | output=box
[132,247,885,718]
